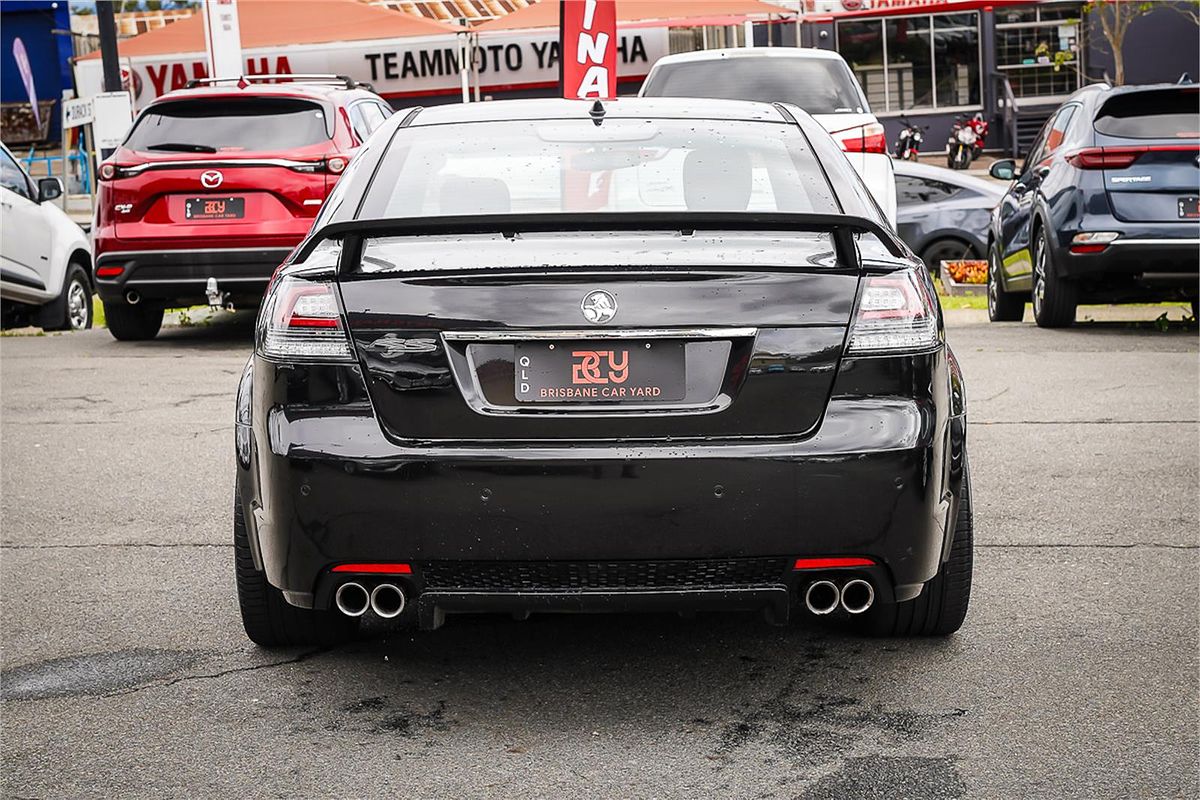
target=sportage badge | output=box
[581,289,617,324]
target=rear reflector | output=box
[1067,145,1200,169]
[833,122,888,154]
[96,265,124,278]
[1070,232,1119,254]
[331,563,413,574]
[793,557,876,570]
[847,268,940,354]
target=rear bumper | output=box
[238,348,966,618]
[94,247,291,306]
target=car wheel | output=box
[1031,225,1077,328]
[921,239,975,277]
[103,302,164,341]
[855,460,974,637]
[40,263,93,331]
[987,243,1024,322]
[234,488,358,648]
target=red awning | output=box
[80,0,461,60]
[476,0,797,32]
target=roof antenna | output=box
[589,99,606,126]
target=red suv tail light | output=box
[833,123,888,154]
[258,275,353,362]
[847,268,940,354]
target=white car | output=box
[1,143,93,331]
[639,48,897,226]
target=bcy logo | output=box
[200,170,224,189]
[571,349,629,385]
[580,289,616,323]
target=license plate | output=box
[514,341,686,403]
[1179,197,1200,219]
[185,196,245,220]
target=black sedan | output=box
[894,160,1004,273]
[987,83,1200,326]
[233,98,971,647]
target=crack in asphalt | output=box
[98,647,331,699]
[0,542,230,549]
[977,542,1197,550]
[973,419,1198,425]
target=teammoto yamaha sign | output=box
[74,28,667,108]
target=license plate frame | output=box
[185,196,245,220]
[514,340,686,404]
[1178,196,1200,219]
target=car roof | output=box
[1069,80,1198,104]
[892,159,1006,198]
[650,47,848,68]
[407,97,792,126]
[148,82,380,107]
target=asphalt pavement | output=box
[2,310,1197,799]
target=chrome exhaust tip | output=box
[126,290,140,305]
[804,580,840,616]
[840,579,875,615]
[334,582,369,617]
[369,583,406,619]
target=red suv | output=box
[93,75,393,340]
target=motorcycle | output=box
[894,118,927,161]
[967,111,989,160]
[946,115,979,170]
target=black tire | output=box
[987,242,1025,322]
[856,462,974,637]
[1031,225,1077,328]
[234,491,358,648]
[104,302,164,341]
[921,238,975,277]
[40,263,93,331]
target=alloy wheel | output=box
[67,279,90,330]
[987,250,999,317]
[1032,232,1047,319]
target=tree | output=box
[1085,1,1200,85]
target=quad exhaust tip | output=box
[804,580,840,616]
[334,582,369,617]
[840,579,875,615]
[370,583,406,619]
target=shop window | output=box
[886,17,932,110]
[668,25,747,55]
[995,3,1081,99]
[838,11,980,113]
[839,20,886,109]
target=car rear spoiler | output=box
[296,212,908,271]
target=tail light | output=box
[847,268,940,354]
[98,163,132,181]
[258,275,353,361]
[833,123,888,154]
[288,156,351,175]
[1067,145,1199,169]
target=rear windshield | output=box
[1094,89,1200,139]
[360,118,838,219]
[642,58,868,115]
[124,97,330,152]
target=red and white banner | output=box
[560,0,617,99]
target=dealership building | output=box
[30,0,1200,154]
